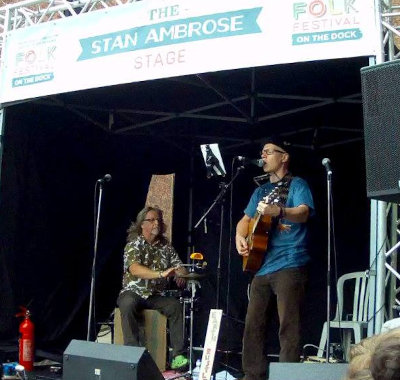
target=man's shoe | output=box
[171,355,189,370]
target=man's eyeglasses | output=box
[143,218,162,223]
[260,149,286,156]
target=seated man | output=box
[117,206,188,370]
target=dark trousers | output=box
[117,290,185,357]
[242,267,308,380]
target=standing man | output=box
[117,206,189,370]
[235,137,314,380]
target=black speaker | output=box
[63,340,164,380]
[269,363,348,380]
[361,61,400,203]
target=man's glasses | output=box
[260,149,286,156]
[143,218,162,223]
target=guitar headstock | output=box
[263,186,280,205]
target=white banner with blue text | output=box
[0,0,378,103]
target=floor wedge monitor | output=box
[269,362,349,380]
[361,61,400,203]
[63,339,164,380]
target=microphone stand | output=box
[194,166,245,309]
[87,179,105,341]
[325,169,333,362]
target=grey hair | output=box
[126,206,167,242]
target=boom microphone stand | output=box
[87,174,111,341]
[194,166,244,309]
[322,158,333,362]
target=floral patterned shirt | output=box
[119,235,183,299]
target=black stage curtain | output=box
[0,102,188,355]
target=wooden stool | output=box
[114,308,167,371]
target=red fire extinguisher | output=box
[16,306,35,371]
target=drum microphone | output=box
[236,156,264,168]
[321,158,332,175]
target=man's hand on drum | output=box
[174,266,187,288]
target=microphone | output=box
[237,156,264,168]
[97,174,112,183]
[322,158,332,175]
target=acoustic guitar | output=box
[242,188,280,273]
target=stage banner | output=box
[0,0,378,103]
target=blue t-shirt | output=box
[244,177,314,276]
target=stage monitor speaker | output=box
[361,61,400,203]
[63,339,164,380]
[269,363,348,380]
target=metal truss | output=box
[381,0,400,60]
[0,0,138,52]
[381,0,400,322]
[380,204,400,323]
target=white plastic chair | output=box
[317,271,370,360]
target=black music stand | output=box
[200,143,226,179]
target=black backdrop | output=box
[0,60,371,364]
[0,102,190,352]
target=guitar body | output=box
[243,214,272,273]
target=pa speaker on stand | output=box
[361,60,400,203]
